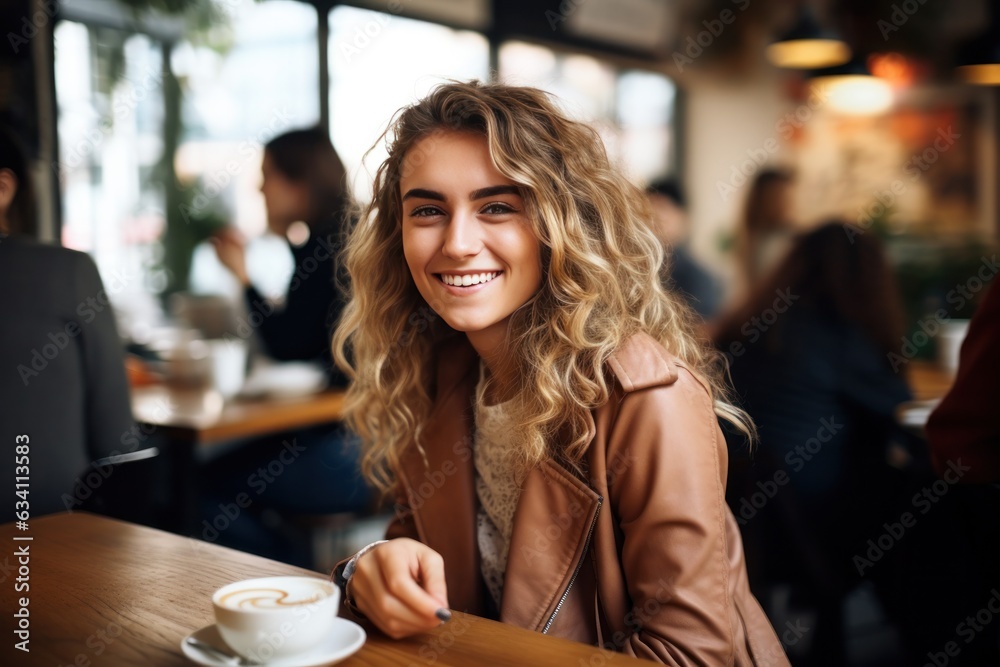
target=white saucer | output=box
[238,363,328,400]
[182,619,365,666]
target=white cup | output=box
[212,576,340,662]
[938,320,970,375]
[207,339,248,398]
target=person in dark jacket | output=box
[646,178,723,321]
[0,126,146,517]
[212,127,350,382]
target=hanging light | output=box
[766,5,852,69]
[955,14,1000,85]
[809,57,894,115]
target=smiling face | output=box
[400,131,543,358]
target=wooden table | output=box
[0,513,642,666]
[898,361,956,430]
[131,385,346,446]
[906,361,955,403]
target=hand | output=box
[211,228,249,286]
[348,538,449,639]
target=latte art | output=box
[219,586,328,610]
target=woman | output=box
[736,168,795,290]
[213,127,349,379]
[331,82,788,664]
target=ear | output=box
[0,168,18,215]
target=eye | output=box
[410,205,444,218]
[480,202,518,215]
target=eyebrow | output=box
[401,185,522,202]
[401,188,445,202]
[470,185,521,200]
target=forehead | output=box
[399,131,513,189]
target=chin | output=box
[440,319,485,333]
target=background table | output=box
[0,513,645,666]
[131,386,347,531]
[131,385,346,446]
[898,361,956,430]
[906,361,955,403]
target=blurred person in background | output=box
[646,178,723,321]
[212,127,349,381]
[715,222,994,665]
[925,279,1000,641]
[201,127,370,566]
[0,125,157,520]
[736,168,796,290]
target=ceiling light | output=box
[767,6,851,69]
[809,59,894,115]
[956,22,1000,86]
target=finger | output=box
[378,553,445,622]
[352,566,442,637]
[415,549,449,610]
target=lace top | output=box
[473,366,526,610]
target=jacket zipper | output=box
[542,496,603,634]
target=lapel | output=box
[500,458,602,632]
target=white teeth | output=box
[441,272,498,287]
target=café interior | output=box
[1,0,999,665]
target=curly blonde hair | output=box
[334,81,751,494]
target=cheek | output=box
[401,231,428,281]
[510,230,543,288]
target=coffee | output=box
[218,581,330,611]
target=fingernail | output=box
[435,608,452,622]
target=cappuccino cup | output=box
[212,576,339,661]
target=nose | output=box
[441,211,483,259]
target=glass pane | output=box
[499,42,616,121]
[55,21,166,313]
[328,5,490,200]
[618,69,676,181]
[499,40,677,183]
[175,0,318,300]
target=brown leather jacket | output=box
[360,332,789,665]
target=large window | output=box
[55,2,320,310]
